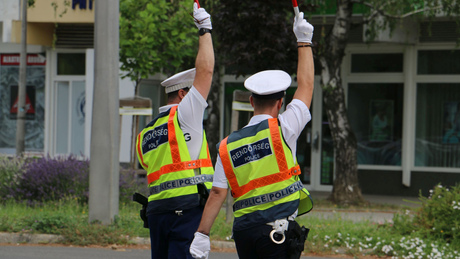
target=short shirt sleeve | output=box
[176,86,208,160]
[212,155,229,189]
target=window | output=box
[415,49,460,168]
[348,83,404,166]
[57,53,85,75]
[415,83,460,168]
[351,53,403,73]
[418,50,460,75]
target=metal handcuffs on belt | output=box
[266,219,289,244]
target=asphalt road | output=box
[0,245,333,259]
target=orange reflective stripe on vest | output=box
[145,105,212,185]
[168,106,181,164]
[147,158,212,184]
[219,118,301,198]
[137,132,148,169]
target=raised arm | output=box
[292,12,314,109]
[190,186,228,259]
[192,2,215,100]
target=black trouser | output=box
[233,224,289,259]
[148,206,203,259]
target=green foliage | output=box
[0,200,149,246]
[393,183,460,245]
[118,169,149,204]
[356,0,460,42]
[213,0,298,77]
[0,156,147,205]
[0,156,26,201]
[119,0,197,90]
[209,211,233,240]
[296,213,460,258]
[25,215,68,234]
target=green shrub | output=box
[0,155,148,205]
[119,169,149,203]
[0,156,26,201]
[393,183,460,244]
[12,155,90,205]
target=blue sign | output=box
[229,138,272,168]
[72,0,93,10]
[142,123,169,154]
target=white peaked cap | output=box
[161,68,196,94]
[244,70,291,97]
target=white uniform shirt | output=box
[213,99,311,189]
[158,86,208,160]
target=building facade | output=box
[1,0,459,196]
[0,0,141,162]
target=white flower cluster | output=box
[319,229,460,258]
[452,201,460,210]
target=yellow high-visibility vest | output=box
[137,106,214,211]
[219,118,312,230]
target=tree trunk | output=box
[318,0,365,205]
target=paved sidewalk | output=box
[306,191,421,223]
[310,191,421,208]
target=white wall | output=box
[0,0,19,43]
[85,49,135,163]
[0,0,20,21]
[119,75,135,163]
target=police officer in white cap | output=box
[136,2,214,259]
[190,11,314,259]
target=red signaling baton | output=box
[292,0,299,16]
[194,0,200,8]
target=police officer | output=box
[189,12,314,259]
[135,2,214,259]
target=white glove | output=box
[193,2,212,30]
[190,232,210,259]
[293,12,314,43]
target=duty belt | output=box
[149,174,213,195]
[233,181,304,212]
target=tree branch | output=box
[353,1,444,22]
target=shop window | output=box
[57,53,85,75]
[418,50,460,75]
[415,83,460,168]
[348,83,404,165]
[351,53,403,73]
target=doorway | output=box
[52,80,85,156]
[48,51,86,157]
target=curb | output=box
[0,232,236,249]
[0,232,65,244]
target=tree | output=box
[119,0,197,95]
[119,0,198,166]
[213,0,460,205]
[314,0,459,205]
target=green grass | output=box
[1,199,459,258]
[0,198,149,246]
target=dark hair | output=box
[252,96,280,110]
[167,87,190,101]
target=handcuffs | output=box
[267,219,289,244]
[266,210,298,244]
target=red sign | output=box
[10,85,36,120]
[10,94,36,114]
[1,54,46,66]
